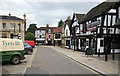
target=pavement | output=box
[49,46,119,75]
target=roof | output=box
[0,15,24,21]
[80,2,119,23]
[65,20,72,29]
[36,27,62,33]
[75,14,85,22]
[53,27,62,33]
[36,27,57,30]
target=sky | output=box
[0,0,107,29]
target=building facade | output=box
[75,2,120,54]
[35,24,62,46]
[0,13,26,41]
[64,16,72,48]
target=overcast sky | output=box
[0,0,106,29]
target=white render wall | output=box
[65,24,70,36]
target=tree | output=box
[25,32,35,40]
[27,23,37,35]
[58,20,64,27]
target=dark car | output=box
[23,42,33,55]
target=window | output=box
[3,23,6,29]
[39,35,41,38]
[66,30,68,36]
[17,24,21,31]
[2,35,7,38]
[48,29,51,33]
[100,40,104,47]
[48,35,51,38]
[66,40,70,46]
[10,34,13,39]
[55,33,60,39]
[10,23,14,30]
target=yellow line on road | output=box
[28,47,37,68]
[61,53,102,76]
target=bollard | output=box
[98,49,100,57]
[112,49,115,60]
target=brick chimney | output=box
[46,24,49,28]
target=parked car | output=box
[23,41,35,48]
[0,38,25,65]
[23,42,33,55]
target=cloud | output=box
[1,1,100,28]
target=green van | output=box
[0,38,25,64]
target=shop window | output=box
[2,35,7,38]
[100,40,104,47]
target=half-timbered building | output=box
[77,2,120,54]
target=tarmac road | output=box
[25,46,99,75]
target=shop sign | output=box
[87,20,100,31]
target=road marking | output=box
[60,53,104,76]
[22,47,38,75]
[50,47,104,76]
[28,47,37,68]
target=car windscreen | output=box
[24,42,31,47]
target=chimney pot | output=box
[9,13,11,16]
[46,24,49,27]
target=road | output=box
[25,46,98,75]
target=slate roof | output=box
[79,2,119,23]
[0,15,24,21]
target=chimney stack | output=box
[67,16,71,20]
[46,24,49,28]
[9,13,11,16]
[23,13,26,21]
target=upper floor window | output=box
[10,23,14,30]
[48,35,51,39]
[3,23,6,29]
[66,30,68,36]
[39,35,41,38]
[17,24,21,31]
[48,29,51,33]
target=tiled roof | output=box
[36,27,62,33]
[0,15,24,21]
[53,27,62,33]
[75,14,85,22]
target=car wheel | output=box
[11,56,20,65]
[27,50,32,55]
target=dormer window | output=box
[48,29,51,33]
